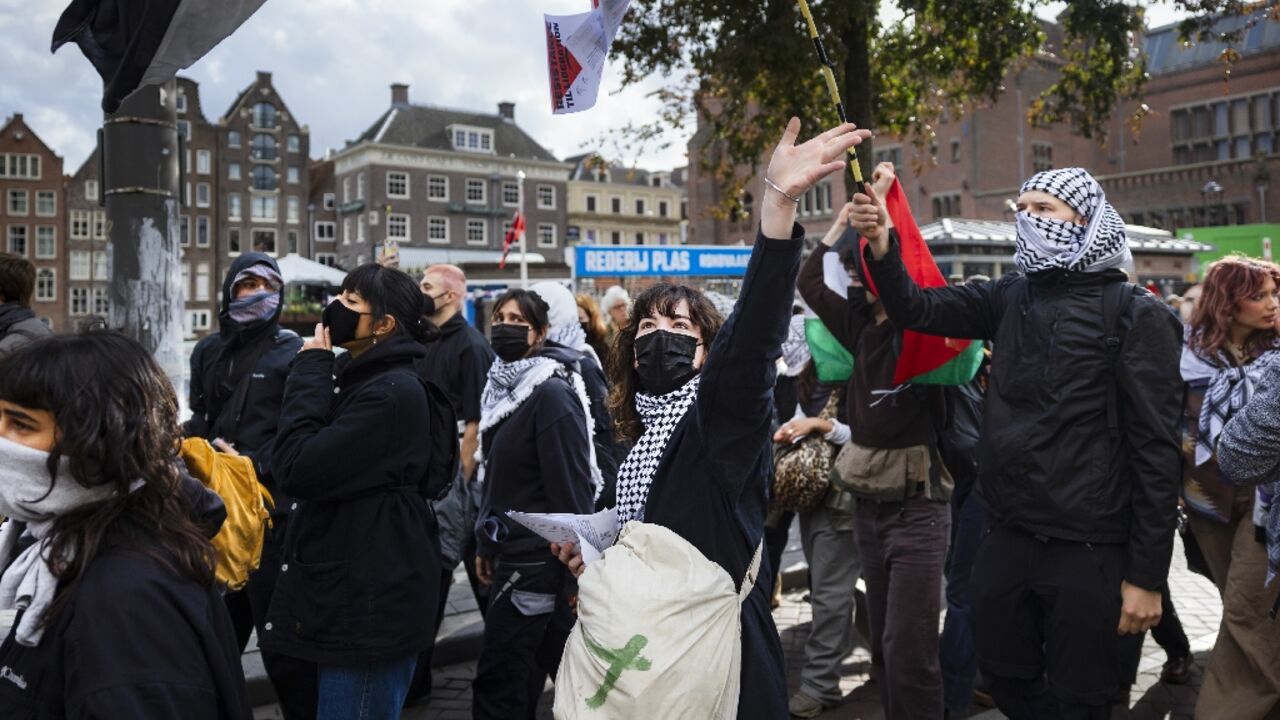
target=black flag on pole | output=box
[51,0,267,113]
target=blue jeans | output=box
[317,656,417,720]
[939,493,986,713]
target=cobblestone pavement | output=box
[254,535,1223,719]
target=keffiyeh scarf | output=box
[548,322,601,368]
[1013,167,1131,275]
[781,313,810,377]
[615,376,701,524]
[1181,342,1280,467]
[479,356,604,498]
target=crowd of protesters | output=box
[0,114,1278,720]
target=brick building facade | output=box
[0,114,65,328]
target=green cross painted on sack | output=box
[583,633,652,709]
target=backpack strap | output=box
[738,540,765,604]
[1103,281,1136,439]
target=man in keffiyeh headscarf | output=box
[854,162,1184,720]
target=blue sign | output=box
[574,245,753,277]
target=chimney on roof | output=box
[391,83,409,107]
[257,71,272,84]
[498,101,515,121]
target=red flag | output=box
[499,212,525,269]
[860,179,967,384]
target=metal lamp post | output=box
[1201,180,1224,226]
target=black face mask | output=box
[322,299,372,347]
[490,323,533,362]
[634,329,700,396]
[421,291,447,317]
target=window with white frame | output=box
[70,251,91,280]
[253,230,277,255]
[0,154,40,180]
[537,185,555,209]
[8,190,28,215]
[251,196,277,220]
[659,200,669,217]
[635,198,646,215]
[586,195,597,213]
[229,162,241,181]
[387,213,409,239]
[92,287,109,315]
[368,210,379,226]
[427,176,448,200]
[184,182,191,207]
[196,216,210,247]
[343,218,352,245]
[387,172,409,198]
[342,177,352,203]
[186,310,212,333]
[357,173,366,200]
[287,166,300,184]
[35,191,55,217]
[465,219,486,245]
[196,150,211,175]
[610,197,622,214]
[227,131,241,148]
[35,226,55,258]
[35,268,54,302]
[177,121,190,140]
[251,166,277,191]
[357,215,366,244]
[229,228,242,254]
[315,221,336,242]
[428,216,448,243]
[323,193,335,210]
[502,181,519,206]
[93,252,106,280]
[85,180,98,201]
[228,193,242,221]
[537,223,556,248]
[316,253,337,267]
[287,135,301,153]
[179,216,190,246]
[465,178,485,204]
[287,196,300,224]
[450,126,494,152]
[7,225,26,255]
[181,263,192,296]
[176,90,187,113]
[195,262,211,301]
[71,210,91,239]
[93,211,106,239]
[70,287,89,316]
[196,182,210,208]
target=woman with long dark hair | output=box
[1181,254,1280,719]
[262,263,447,720]
[554,118,870,718]
[0,332,251,719]
[576,293,611,366]
[471,288,598,720]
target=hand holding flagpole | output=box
[794,0,867,196]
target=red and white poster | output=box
[544,0,630,114]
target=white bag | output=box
[553,521,763,719]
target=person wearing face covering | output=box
[471,288,598,720]
[856,165,1183,719]
[183,253,306,715]
[552,118,871,719]
[531,281,622,508]
[0,332,251,719]
[263,263,447,720]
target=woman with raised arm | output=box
[554,118,869,718]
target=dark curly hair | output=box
[0,332,216,627]
[606,283,724,443]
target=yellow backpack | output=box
[180,437,274,591]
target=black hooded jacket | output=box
[262,335,442,665]
[185,253,302,515]
[864,234,1183,591]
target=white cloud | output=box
[0,0,692,173]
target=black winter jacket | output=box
[0,549,251,719]
[262,335,442,665]
[186,253,302,516]
[864,236,1183,591]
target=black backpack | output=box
[416,377,460,501]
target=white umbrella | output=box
[275,253,348,286]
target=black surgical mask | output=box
[322,299,372,347]
[634,329,700,396]
[491,323,533,362]
[421,291,447,317]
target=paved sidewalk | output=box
[252,532,1222,719]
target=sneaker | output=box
[788,691,826,718]
[1160,655,1193,685]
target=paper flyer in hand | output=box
[506,507,619,564]
[543,0,631,114]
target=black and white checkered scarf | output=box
[479,355,603,498]
[1013,167,1131,274]
[615,376,701,524]
[1181,340,1280,467]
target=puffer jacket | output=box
[864,234,1183,591]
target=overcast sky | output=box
[1,0,1185,176]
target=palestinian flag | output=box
[498,212,525,269]
[805,242,855,384]
[52,0,267,113]
[860,179,983,386]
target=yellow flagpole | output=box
[795,0,866,193]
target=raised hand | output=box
[761,118,872,239]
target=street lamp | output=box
[1201,180,1224,226]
